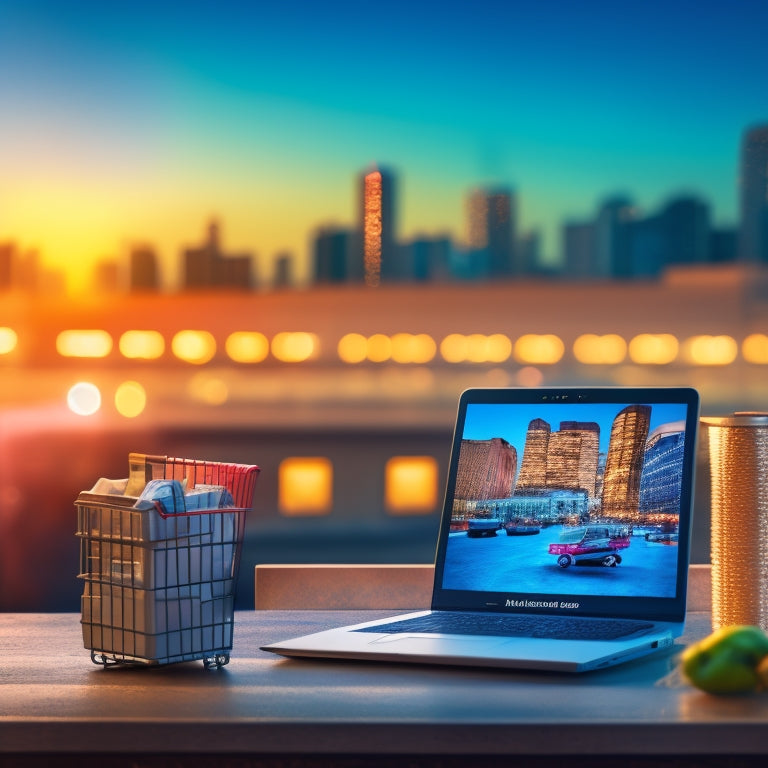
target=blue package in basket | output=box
[138,479,186,514]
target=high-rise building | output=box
[601,405,651,521]
[0,242,13,291]
[407,236,453,282]
[183,220,254,290]
[130,246,160,291]
[660,196,711,266]
[515,419,600,497]
[563,221,597,278]
[454,437,517,503]
[639,421,686,519]
[739,125,768,263]
[595,196,636,278]
[313,227,354,283]
[627,215,665,278]
[359,166,396,286]
[546,422,600,498]
[466,187,517,277]
[515,418,551,491]
[272,251,293,289]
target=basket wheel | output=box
[203,654,230,670]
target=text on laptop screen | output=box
[442,401,690,601]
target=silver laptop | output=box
[263,386,700,672]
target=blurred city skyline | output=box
[2,122,765,295]
[2,1,768,291]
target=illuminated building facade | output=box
[547,421,600,497]
[515,418,550,491]
[453,438,517,516]
[472,489,588,524]
[639,421,686,518]
[360,166,396,286]
[601,404,651,521]
[515,419,599,498]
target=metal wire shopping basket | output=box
[76,454,259,669]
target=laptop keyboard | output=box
[353,612,655,641]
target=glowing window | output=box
[684,335,738,366]
[57,330,113,358]
[742,333,768,364]
[514,334,564,365]
[115,381,147,418]
[171,330,216,364]
[67,382,102,416]
[226,331,269,363]
[272,332,317,362]
[385,456,438,515]
[338,333,368,364]
[573,334,627,365]
[279,457,333,516]
[0,326,18,355]
[119,330,165,360]
[628,334,679,365]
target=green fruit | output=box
[681,625,768,694]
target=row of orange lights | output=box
[2,326,768,366]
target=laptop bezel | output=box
[430,386,700,624]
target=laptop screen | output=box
[433,387,700,621]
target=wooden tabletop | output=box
[2,610,768,767]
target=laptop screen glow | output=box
[441,400,691,602]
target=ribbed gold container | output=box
[702,413,768,630]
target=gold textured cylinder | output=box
[702,413,768,630]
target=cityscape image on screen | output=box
[442,402,689,599]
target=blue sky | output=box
[463,402,690,455]
[1,0,766,286]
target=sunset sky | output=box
[1,0,766,290]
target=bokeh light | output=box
[337,333,368,364]
[385,456,438,514]
[683,335,738,366]
[119,330,165,360]
[0,326,18,355]
[171,330,217,364]
[513,334,564,365]
[271,332,318,363]
[187,373,229,405]
[390,333,437,364]
[573,334,627,364]
[57,330,113,358]
[742,333,768,364]
[278,457,333,516]
[365,333,392,363]
[439,333,512,363]
[66,381,102,416]
[225,331,269,363]
[114,380,147,418]
[516,366,544,387]
[628,334,679,365]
